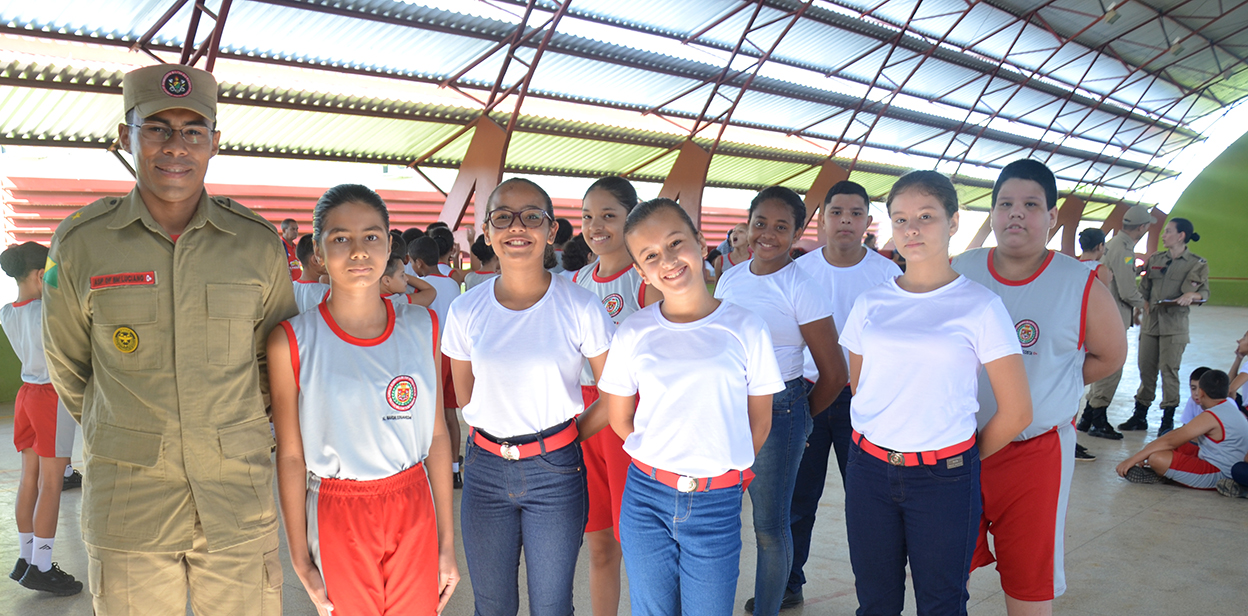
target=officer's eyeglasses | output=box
[487,208,550,230]
[127,124,213,146]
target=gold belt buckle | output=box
[500,444,521,461]
[676,476,698,493]
[887,451,906,466]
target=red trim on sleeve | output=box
[591,263,632,283]
[638,279,648,308]
[11,298,36,307]
[318,299,395,347]
[1207,409,1227,443]
[987,248,1054,286]
[427,307,440,351]
[572,268,580,283]
[279,321,300,392]
[1077,270,1096,350]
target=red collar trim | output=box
[11,298,36,307]
[591,262,631,283]
[318,299,395,347]
[987,248,1054,287]
[474,270,496,275]
[294,279,322,284]
[426,271,449,278]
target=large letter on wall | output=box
[803,160,849,243]
[437,117,508,233]
[1048,195,1086,256]
[658,140,712,228]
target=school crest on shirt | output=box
[386,375,417,411]
[602,293,624,318]
[1016,319,1039,349]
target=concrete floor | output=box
[2,306,1246,615]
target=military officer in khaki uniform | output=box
[1118,217,1210,434]
[41,64,297,615]
[1079,205,1152,440]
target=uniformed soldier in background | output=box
[41,64,297,615]
[1079,205,1152,440]
[1120,217,1210,435]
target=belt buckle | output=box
[500,443,521,461]
[887,451,906,466]
[676,476,698,493]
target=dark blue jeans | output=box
[749,378,813,616]
[619,465,745,616]
[845,441,982,616]
[1233,461,1248,486]
[461,425,588,616]
[787,384,853,595]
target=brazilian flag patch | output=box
[43,257,58,289]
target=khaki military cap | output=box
[123,64,217,124]
[1123,205,1153,226]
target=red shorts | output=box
[307,464,439,615]
[14,383,67,458]
[971,426,1073,602]
[1164,442,1222,489]
[441,354,458,409]
[581,385,631,538]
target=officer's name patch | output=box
[91,272,157,289]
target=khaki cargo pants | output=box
[87,525,282,615]
[1135,333,1189,409]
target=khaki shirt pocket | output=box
[86,422,166,538]
[218,415,277,530]
[91,288,161,372]
[206,283,264,366]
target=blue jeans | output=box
[845,441,982,616]
[461,423,588,616]
[619,464,745,616]
[787,384,853,595]
[1233,461,1248,486]
[749,378,813,616]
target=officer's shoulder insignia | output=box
[54,197,121,238]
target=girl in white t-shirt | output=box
[838,171,1031,616]
[575,176,662,616]
[598,198,785,616]
[268,184,458,615]
[712,185,847,616]
[442,178,616,616]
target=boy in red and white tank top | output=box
[952,160,1126,614]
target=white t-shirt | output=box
[442,274,615,437]
[1,299,50,384]
[839,276,1021,452]
[597,302,785,477]
[795,248,901,379]
[714,260,832,381]
[292,280,331,314]
[1179,396,1203,425]
[1239,363,1248,404]
[421,272,461,336]
[464,270,498,291]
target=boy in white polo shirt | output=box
[952,159,1126,616]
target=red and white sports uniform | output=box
[292,280,330,314]
[464,270,498,291]
[419,271,462,408]
[280,298,441,615]
[720,249,750,273]
[574,262,647,535]
[953,248,1096,602]
[283,238,303,281]
[1164,400,1248,489]
[2,299,77,458]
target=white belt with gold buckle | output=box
[500,444,521,461]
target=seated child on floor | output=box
[1175,367,1212,430]
[1116,369,1248,489]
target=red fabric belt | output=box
[631,459,754,493]
[472,422,579,461]
[851,430,976,467]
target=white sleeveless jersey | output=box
[574,262,647,386]
[953,249,1095,440]
[721,250,750,273]
[282,299,440,481]
[1197,400,1248,474]
[292,280,331,314]
[1,300,50,384]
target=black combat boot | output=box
[1158,407,1176,435]
[1088,406,1123,440]
[1076,402,1095,432]
[1118,401,1150,431]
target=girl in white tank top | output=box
[268,185,458,615]
[714,223,751,279]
